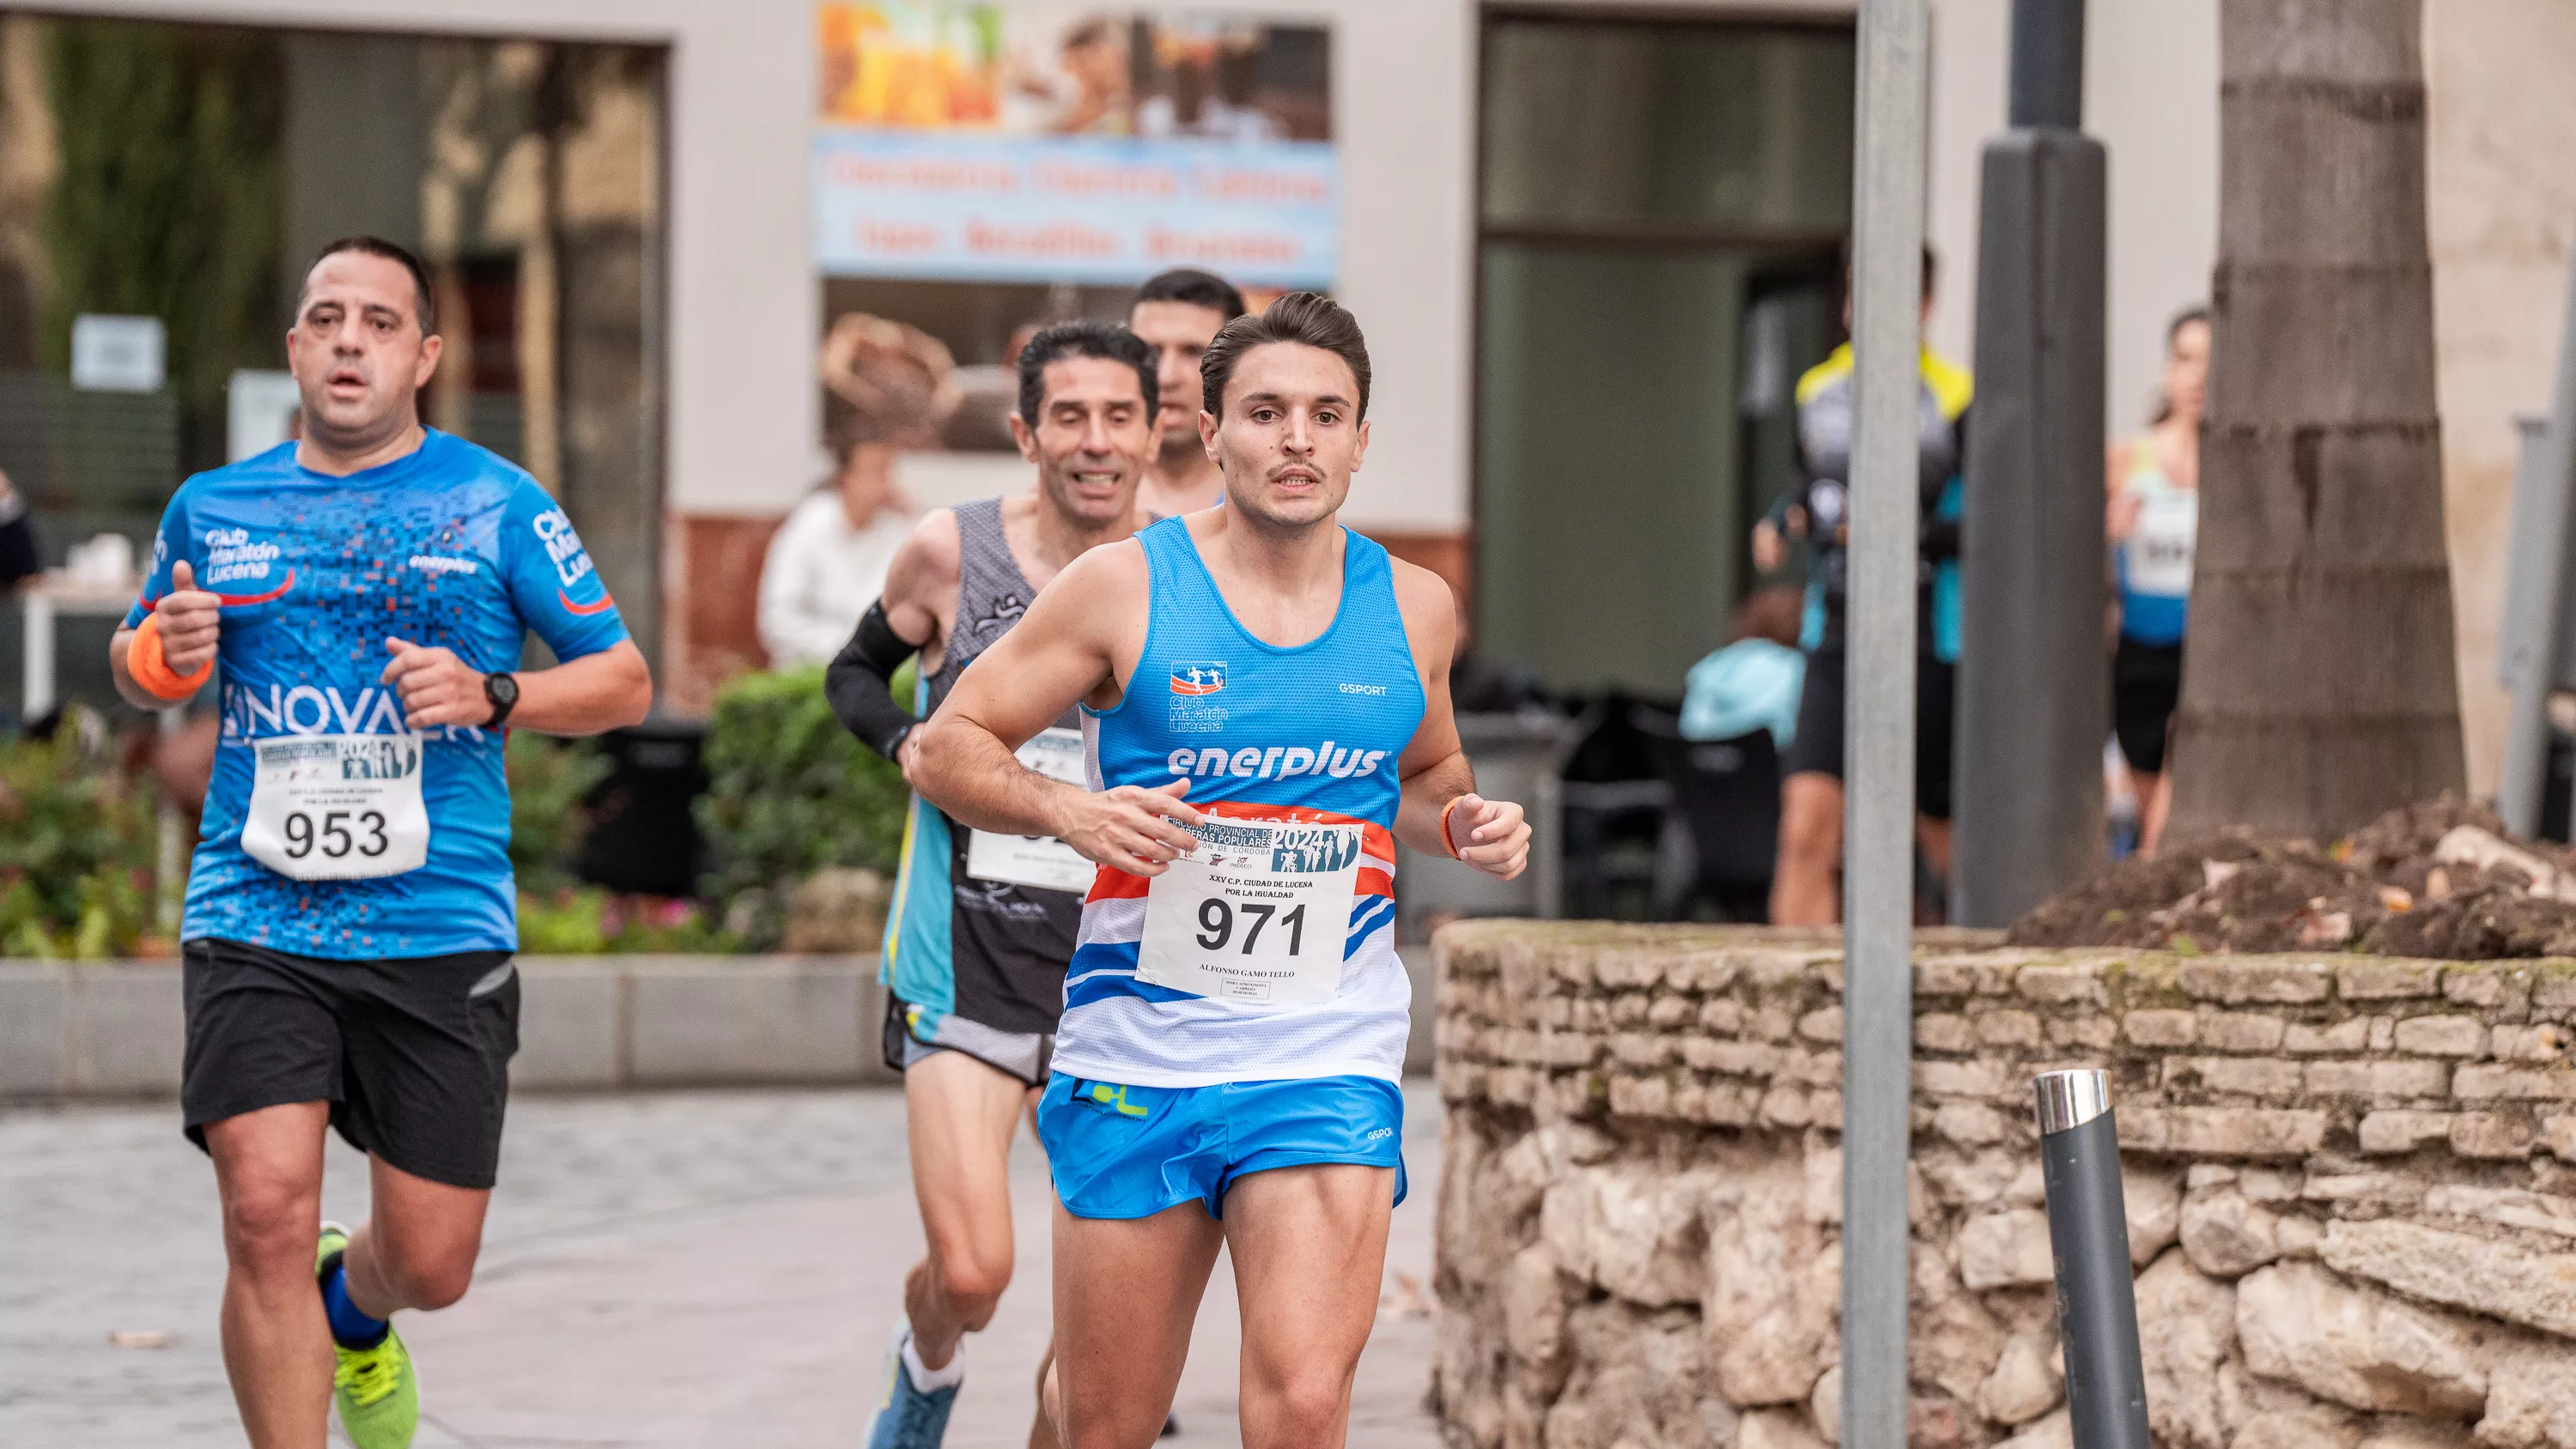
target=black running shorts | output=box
[2112,636,2184,776]
[181,937,519,1190]
[1780,643,1957,821]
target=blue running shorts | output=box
[1037,1074,1407,1221]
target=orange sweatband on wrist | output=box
[130,613,212,700]
[1440,797,1467,858]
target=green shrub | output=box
[518,887,732,955]
[506,732,611,897]
[696,666,909,946]
[0,723,162,958]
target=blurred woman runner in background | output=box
[2106,305,2209,856]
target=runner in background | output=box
[823,320,1159,1449]
[1753,246,1970,926]
[2107,305,2208,856]
[908,293,1529,1449]
[1127,268,1244,517]
[109,236,652,1449]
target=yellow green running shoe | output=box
[315,1222,420,1449]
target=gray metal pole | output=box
[2006,0,2086,129]
[2500,247,2576,837]
[1950,125,2109,926]
[2034,1070,2152,1448]
[1841,1,1929,1445]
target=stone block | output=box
[1610,1032,1671,1068]
[0,964,68,1096]
[2133,1250,2236,1449]
[2049,1014,2117,1049]
[1993,1410,2072,1449]
[1917,1012,1974,1051]
[1665,952,1740,994]
[2453,1064,2576,1100]
[1700,998,1746,1035]
[1977,1009,2042,1047]
[2477,1351,2576,1449]
[1646,993,1691,1028]
[1916,1058,2013,1100]
[2307,1058,2451,1099]
[2202,1011,2288,1052]
[2546,1116,2576,1161]
[2178,960,2330,1004]
[2357,1110,2453,1155]
[2165,1056,2305,1096]
[627,956,867,1085]
[1759,1087,1812,1128]
[2320,1218,2576,1339]
[513,958,627,1089]
[1704,1161,1837,1407]
[2451,1111,2539,1160]
[2283,1018,2372,1054]
[2422,1184,2576,1240]
[2129,1166,2184,1264]
[2014,962,2106,1006]
[2441,965,2508,1008]
[2392,1015,2488,1058]
[2180,1187,2279,1276]
[2337,961,2442,999]
[2125,1009,2198,1046]
[64,962,183,1095]
[1607,1074,1674,1117]
[1737,1409,1828,1449]
[1935,1102,2006,1147]
[1959,1208,2056,1288]
[1977,1331,2063,1426]
[2123,1106,2327,1158]
[1688,1040,1778,1076]
[1914,955,1981,997]
[2234,1261,2487,1415]
[1796,1007,1840,1043]
[2494,1023,2572,1063]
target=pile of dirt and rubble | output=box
[2008,795,2576,959]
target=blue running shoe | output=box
[865,1327,960,1449]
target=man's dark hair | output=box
[1015,319,1157,427]
[1200,292,1370,422]
[302,234,436,334]
[1838,241,1940,301]
[1132,268,1246,322]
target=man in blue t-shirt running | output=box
[109,236,652,1449]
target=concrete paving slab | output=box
[0,1082,1444,1448]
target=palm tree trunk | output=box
[2166,0,2463,844]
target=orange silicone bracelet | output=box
[1440,797,1467,858]
[130,612,212,700]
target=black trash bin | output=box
[577,719,708,897]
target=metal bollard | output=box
[2033,1069,2151,1449]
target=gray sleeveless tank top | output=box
[925,496,1075,729]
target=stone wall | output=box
[1431,922,2576,1449]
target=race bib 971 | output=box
[240,734,430,881]
[1137,817,1361,1007]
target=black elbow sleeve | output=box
[824,600,923,761]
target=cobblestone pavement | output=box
[1,1083,1445,1448]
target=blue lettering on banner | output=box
[813,130,1337,288]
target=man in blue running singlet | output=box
[911,293,1532,1449]
[110,237,652,1449]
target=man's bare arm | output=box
[1388,564,1528,880]
[912,543,1205,876]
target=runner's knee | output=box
[374,1246,476,1312]
[1251,1369,1350,1447]
[1777,786,1841,866]
[220,1179,321,1280]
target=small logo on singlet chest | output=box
[966,592,1027,646]
[1166,659,1230,732]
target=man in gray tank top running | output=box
[825,321,1159,1449]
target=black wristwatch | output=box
[483,671,520,729]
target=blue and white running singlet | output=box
[1064,518,1425,1088]
[125,430,629,959]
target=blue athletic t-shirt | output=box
[124,429,629,959]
